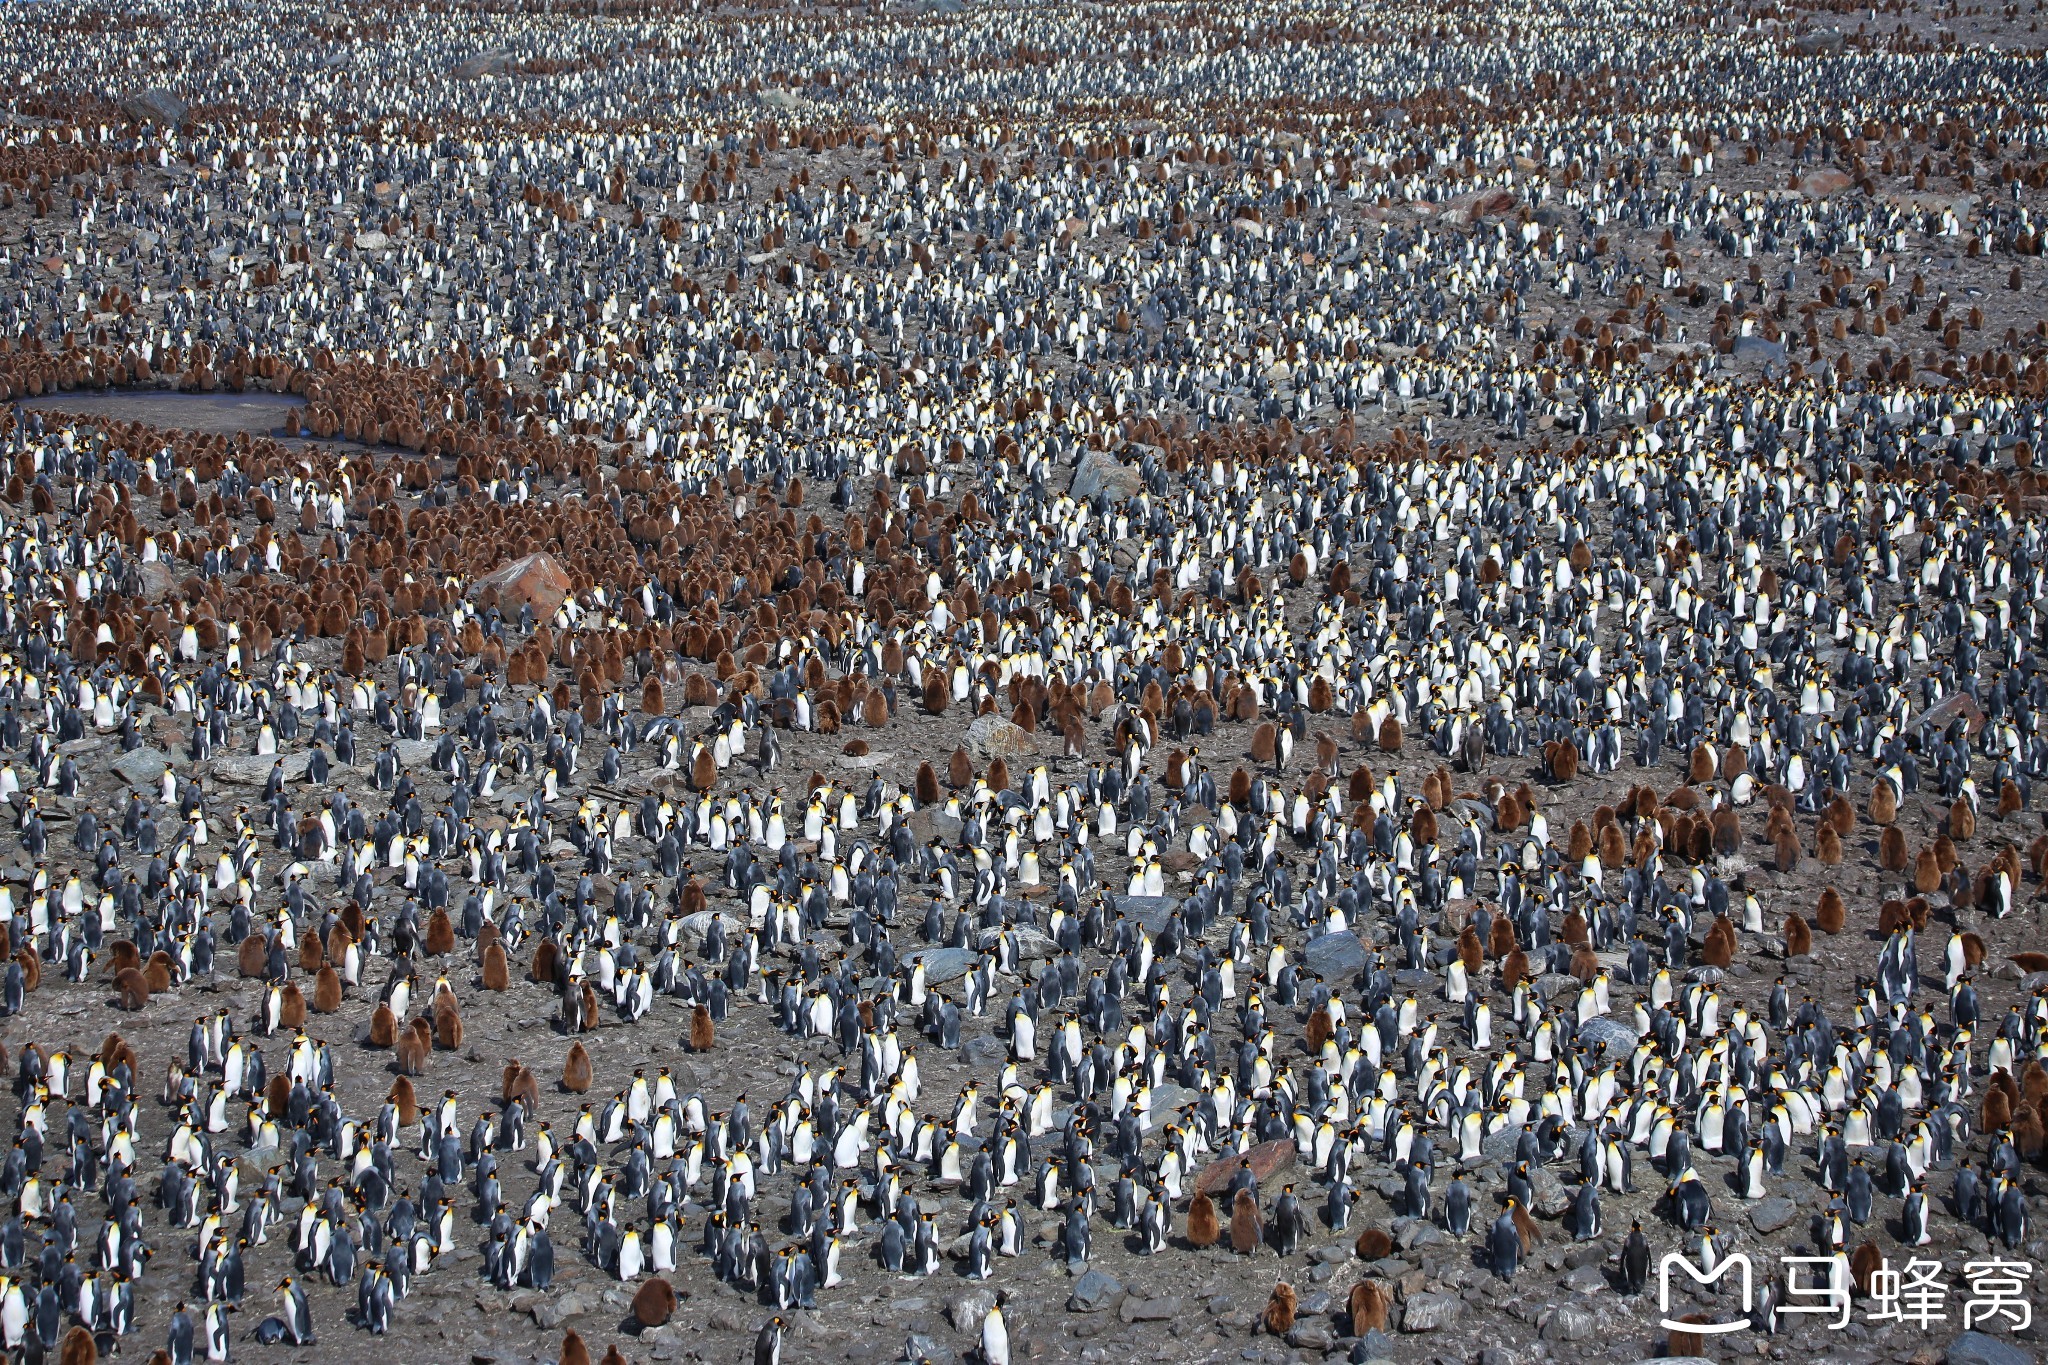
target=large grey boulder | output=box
[965,714,1037,763]
[1070,450,1142,503]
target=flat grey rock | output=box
[1304,930,1368,978]
[1562,1264,1607,1292]
[1116,1295,1180,1323]
[1067,1269,1123,1313]
[209,752,310,784]
[905,946,974,984]
[946,1289,995,1332]
[1070,450,1142,503]
[1399,1291,1463,1332]
[121,87,188,125]
[1530,1166,1570,1217]
[1541,1302,1598,1341]
[1947,1333,2036,1365]
[1749,1196,1797,1234]
[1731,335,1788,365]
[1113,895,1179,932]
[111,747,172,788]
[965,715,1037,763]
[1576,1016,1636,1054]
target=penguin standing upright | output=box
[1568,1179,1602,1240]
[1444,1174,1471,1236]
[981,1300,1010,1365]
[1902,1182,1930,1246]
[1489,1201,1521,1279]
[754,1315,784,1365]
[282,1277,313,1345]
[1621,1220,1650,1295]
[204,1301,233,1361]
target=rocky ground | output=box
[2,0,2048,1361]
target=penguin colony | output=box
[0,0,2044,1361]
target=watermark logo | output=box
[1656,1252,2034,1335]
[1658,1252,1753,1334]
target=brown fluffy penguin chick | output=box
[1824,793,1856,836]
[435,997,464,1049]
[1501,948,1530,989]
[1784,912,1814,957]
[1349,1279,1391,1332]
[504,1061,541,1112]
[631,1277,678,1328]
[1912,848,1943,895]
[237,935,269,978]
[1250,721,1277,763]
[312,965,343,1013]
[1305,1007,1333,1054]
[1816,824,1843,865]
[563,1041,593,1093]
[1599,822,1627,868]
[947,747,974,789]
[560,1329,592,1365]
[1816,888,1846,934]
[278,984,307,1028]
[388,1075,420,1127]
[1849,1242,1884,1296]
[425,909,455,957]
[689,1004,715,1052]
[1999,779,2024,819]
[1666,1315,1710,1358]
[691,745,718,792]
[1231,1189,1263,1254]
[1458,925,1484,974]
[60,1325,95,1365]
[1698,921,1733,969]
[2010,1103,2045,1161]
[1689,743,1716,784]
[1186,1192,1219,1248]
[394,1021,429,1076]
[368,1002,397,1048]
[530,938,560,985]
[1488,917,1518,959]
[113,967,150,1011]
[1869,780,1898,825]
[1879,825,1909,871]
[1949,798,1977,841]
[481,942,510,991]
[1377,714,1403,753]
[1982,1084,2013,1133]
[1262,1282,1297,1335]
[100,1032,137,1075]
[1353,1226,1393,1261]
[915,761,940,805]
[2025,1060,2048,1112]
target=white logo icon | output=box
[1659,1251,1754,1334]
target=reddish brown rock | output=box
[474,552,573,618]
[1193,1138,1296,1197]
